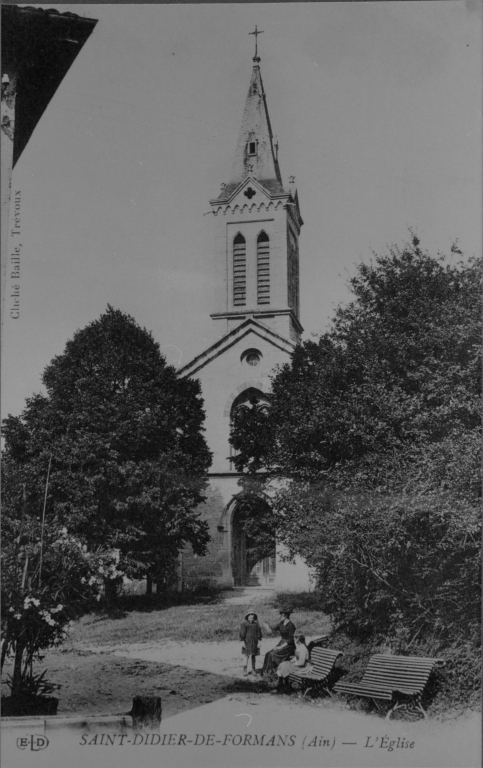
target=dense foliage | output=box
[1,513,119,698]
[232,238,480,484]
[2,307,212,588]
[231,238,481,643]
[274,486,480,642]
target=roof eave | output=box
[178,317,296,378]
[210,177,288,207]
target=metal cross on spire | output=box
[249,25,264,62]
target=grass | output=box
[70,590,332,646]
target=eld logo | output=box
[16,734,49,751]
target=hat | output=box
[279,605,293,615]
[245,608,258,620]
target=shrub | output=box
[1,514,122,698]
[277,486,480,644]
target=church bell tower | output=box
[178,33,313,592]
[209,37,303,343]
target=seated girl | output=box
[274,634,311,693]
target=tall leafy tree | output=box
[232,238,481,493]
[2,306,211,587]
[231,238,481,641]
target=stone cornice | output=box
[210,308,303,335]
[211,199,286,217]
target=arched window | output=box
[229,387,270,463]
[257,231,270,305]
[231,387,270,417]
[233,233,246,306]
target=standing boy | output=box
[240,608,263,676]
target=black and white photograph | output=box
[1,3,481,767]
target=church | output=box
[178,37,313,592]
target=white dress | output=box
[276,644,311,678]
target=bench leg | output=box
[386,700,412,720]
[385,703,398,720]
[371,699,387,716]
[292,678,332,699]
[385,698,427,721]
[415,700,428,720]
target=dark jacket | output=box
[240,620,262,655]
[272,619,296,648]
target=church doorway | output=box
[229,495,276,587]
[247,556,276,587]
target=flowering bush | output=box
[1,514,123,699]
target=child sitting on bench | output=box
[275,634,311,693]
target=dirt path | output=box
[71,587,320,683]
[219,587,276,605]
[78,640,260,678]
[72,588,296,683]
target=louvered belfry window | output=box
[233,233,247,306]
[257,231,270,305]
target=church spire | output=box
[226,36,283,191]
[209,39,303,344]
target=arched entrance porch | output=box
[223,495,276,587]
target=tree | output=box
[232,238,481,491]
[231,238,481,641]
[2,306,212,588]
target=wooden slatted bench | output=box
[333,654,445,719]
[307,634,330,654]
[289,647,344,697]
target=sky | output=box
[2,1,481,419]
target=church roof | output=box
[213,176,287,205]
[178,318,295,379]
[219,60,286,199]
